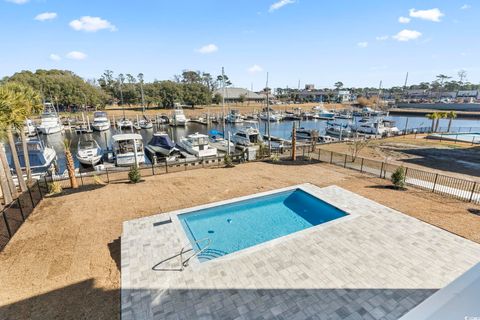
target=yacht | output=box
[177,133,217,157]
[116,118,133,130]
[9,140,57,179]
[232,127,263,146]
[326,120,353,138]
[259,112,282,122]
[112,133,145,167]
[225,110,243,124]
[294,128,319,140]
[170,107,188,126]
[37,103,63,135]
[353,107,388,118]
[144,132,179,162]
[25,119,37,137]
[351,118,399,136]
[314,109,336,120]
[76,139,103,166]
[91,111,111,131]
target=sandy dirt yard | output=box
[320,134,480,181]
[1,161,479,319]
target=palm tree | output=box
[426,113,438,132]
[0,82,43,189]
[63,139,78,189]
[435,112,447,132]
[446,111,457,132]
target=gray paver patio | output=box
[121,184,480,320]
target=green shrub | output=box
[128,165,141,183]
[391,166,406,189]
[48,181,62,195]
[224,154,234,167]
[270,153,280,163]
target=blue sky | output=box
[0,0,478,90]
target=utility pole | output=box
[221,67,226,136]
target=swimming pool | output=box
[178,188,348,262]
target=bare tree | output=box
[348,135,369,162]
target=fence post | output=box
[27,185,35,208]
[79,172,84,186]
[344,154,347,168]
[469,182,477,202]
[37,181,43,198]
[302,146,305,158]
[330,152,333,164]
[432,174,439,192]
[105,168,110,183]
[18,197,26,221]
[165,160,168,173]
[360,158,364,173]
[318,149,321,161]
[184,158,187,171]
[151,162,155,176]
[2,211,12,238]
[380,162,384,178]
[202,157,205,168]
[404,167,409,184]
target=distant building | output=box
[297,90,329,102]
[213,87,265,103]
[457,90,479,98]
[336,90,353,102]
[304,84,315,91]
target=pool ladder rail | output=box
[179,237,211,270]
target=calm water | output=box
[178,188,348,262]
[17,114,480,172]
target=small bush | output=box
[128,165,141,183]
[270,153,280,163]
[48,181,62,195]
[391,166,406,189]
[224,154,234,167]
[93,175,106,185]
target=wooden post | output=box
[291,122,296,161]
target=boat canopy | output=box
[148,134,175,149]
[79,140,97,149]
[11,141,48,168]
[94,111,107,118]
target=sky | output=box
[0,0,479,90]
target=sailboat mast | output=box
[266,72,271,152]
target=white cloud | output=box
[49,54,61,61]
[5,0,29,4]
[35,12,57,21]
[196,44,218,54]
[357,42,368,48]
[393,29,422,42]
[69,16,117,32]
[409,8,444,22]
[398,16,411,24]
[376,35,389,41]
[248,64,263,74]
[66,51,87,60]
[269,0,295,12]
[460,4,471,10]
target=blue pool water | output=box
[430,132,480,144]
[178,189,348,262]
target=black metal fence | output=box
[44,153,245,190]
[0,181,47,251]
[278,145,480,205]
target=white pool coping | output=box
[168,183,359,269]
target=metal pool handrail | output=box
[180,237,211,270]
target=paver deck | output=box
[121,185,480,320]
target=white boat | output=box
[112,134,145,167]
[116,118,133,130]
[326,120,353,138]
[351,118,399,136]
[76,139,103,166]
[9,140,56,179]
[37,103,63,135]
[145,132,179,161]
[138,117,153,129]
[294,128,319,140]
[209,137,235,154]
[259,112,282,122]
[24,119,37,137]
[170,107,188,126]
[232,127,263,146]
[177,133,217,157]
[225,110,243,124]
[91,111,111,131]
[314,110,336,120]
